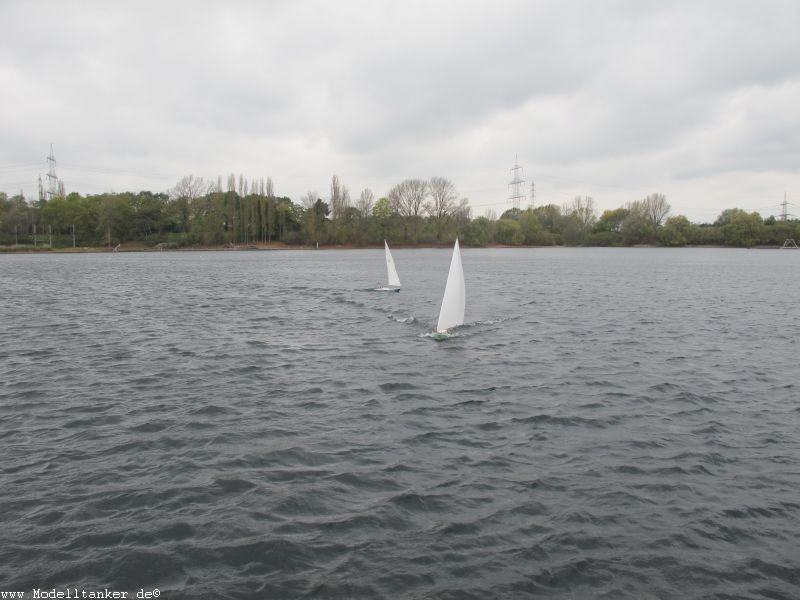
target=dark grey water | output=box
[1,247,799,599]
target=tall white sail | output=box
[385,241,401,288]
[436,239,465,332]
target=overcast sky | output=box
[2,1,798,222]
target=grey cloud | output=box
[1,0,799,221]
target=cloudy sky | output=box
[2,1,798,222]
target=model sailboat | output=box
[375,240,401,291]
[433,238,465,340]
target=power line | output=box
[0,162,43,173]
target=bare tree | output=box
[169,175,208,232]
[620,199,653,244]
[642,193,670,231]
[342,186,351,211]
[426,177,458,241]
[328,175,351,243]
[566,196,597,234]
[302,191,321,245]
[224,174,239,243]
[169,175,207,201]
[454,198,471,222]
[388,179,428,241]
[302,191,318,209]
[329,174,350,220]
[265,176,275,244]
[356,188,375,218]
[561,196,596,245]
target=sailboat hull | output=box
[431,331,450,341]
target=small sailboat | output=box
[375,240,401,292]
[432,238,465,340]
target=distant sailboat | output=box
[375,240,401,291]
[433,239,465,340]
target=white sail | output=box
[436,238,465,333]
[385,241,401,288]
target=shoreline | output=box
[0,242,794,254]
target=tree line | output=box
[1,175,797,249]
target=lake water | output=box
[1,247,799,599]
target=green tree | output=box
[760,219,800,246]
[723,211,762,247]
[495,218,523,245]
[301,193,328,245]
[500,207,521,221]
[715,208,748,227]
[131,191,168,240]
[97,194,134,246]
[40,195,73,235]
[659,215,692,246]
[594,208,629,233]
[688,223,724,245]
[587,208,627,245]
[519,208,542,244]
[0,194,34,244]
[337,206,361,245]
[191,188,226,245]
[532,204,562,234]
[461,216,491,246]
[372,197,393,241]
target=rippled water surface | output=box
[1,247,799,599]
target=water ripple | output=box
[1,249,799,599]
